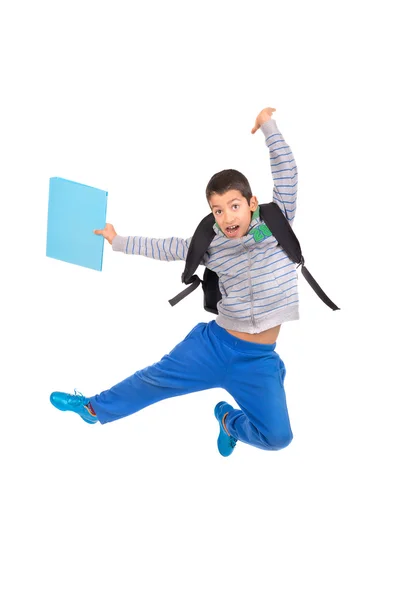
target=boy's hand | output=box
[251,107,276,134]
[94,223,117,244]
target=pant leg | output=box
[89,322,226,424]
[224,350,293,451]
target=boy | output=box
[50,107,298,457]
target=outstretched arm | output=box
[94,224,194,262]
[113,234,193,261]
[252,108,298,223]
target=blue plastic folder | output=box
[46,177,108,271]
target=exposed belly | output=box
[226,324,281,345]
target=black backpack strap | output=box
[168,275,203,306]
[260,203,340,311]
[260,202,302,263]
[168,212,216,307]
[300,264,339,311]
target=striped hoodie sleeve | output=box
[112,235,194,262]
[260,119,298,223]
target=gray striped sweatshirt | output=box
[112,119,299,333]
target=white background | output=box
[1,1,399,598]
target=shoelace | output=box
[67,389,85,405]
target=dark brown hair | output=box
[205,169,252,205]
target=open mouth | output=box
[226,225,239,234]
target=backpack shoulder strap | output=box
[260,202,340,311]
[168,212,216,307]
[259,202,302,264]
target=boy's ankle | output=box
[222,412,229,435]
[86,402,96,417]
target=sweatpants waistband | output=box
[209,320,277,356]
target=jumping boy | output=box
[50,106,298,457]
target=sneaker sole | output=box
[50,396,97,424]
[214,402,237,457]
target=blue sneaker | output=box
[214,401,237,457]
[50,389,98,424]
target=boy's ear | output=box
[250,196,258,210]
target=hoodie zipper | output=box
[240,239,256,328]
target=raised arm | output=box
[252,108,298,223]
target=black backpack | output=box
[169,202,339,314]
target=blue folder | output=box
[46,177,108,271]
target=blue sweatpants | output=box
[89,320,293,451]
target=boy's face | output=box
[209,190,258,238]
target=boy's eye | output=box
[215,205,239,215]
